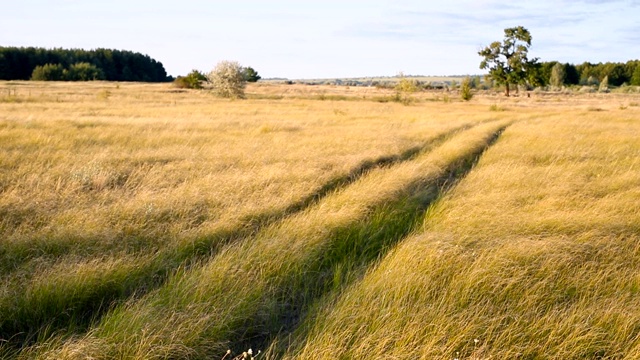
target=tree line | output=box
[536,60,640,88]
[479,27,640,96]
[0,47,169,82]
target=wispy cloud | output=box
[2,0,639,78]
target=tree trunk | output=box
[505,82,510,96]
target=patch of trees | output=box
[242,67,261,82]
[0,47,169,82]
[173,66,260,90]
[480,27,640,94]
[173,70,208,89]
[536,60,640,87]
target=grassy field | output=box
[1,81,639,359]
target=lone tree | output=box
[207,61,246,98]
[549,62,566,89]
[242,67,261,82]
[479,26,537,96]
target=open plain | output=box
[1,81,640,359]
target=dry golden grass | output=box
[282,106,640,360]
[1,80,640,359]
[1,81,479,259]
[28,119,509,360]
[1,81,487,354]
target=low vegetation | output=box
[207,61,247,98]
[1,81,639,359]
[173,70,207,89]
[283,110,640,359]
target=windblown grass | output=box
[24,119,509,359]
[2,81,639,359]
[281,111,640,359]
[0,81,490,353]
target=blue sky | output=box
[1,0,639,79]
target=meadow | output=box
[1,81,639,359]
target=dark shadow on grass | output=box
[233,126,507,355]
[0,124,477,353]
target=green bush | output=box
[460,77,473,101]
[31,62,104,81]
[31,63,65,81]
[631,66,640,86]
[242,67,261,82]
[395,75,418,94]
[65,62,104,81]
[173,70,207,89]
[393,73,418,106]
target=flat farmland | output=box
[1,81,639,359]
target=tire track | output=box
[32,120,509,360]
[0,123,479,352]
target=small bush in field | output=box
[461,77,473,101]
[394,73,418,105]
[599,75,609,93]
[31,63,65,81]
[174,70,207,89]
[549,62,565,89]
[242,67,261,82]
[207,61,246,98]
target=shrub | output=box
[207,61,246,98]
[394,73,418,105]
[460,77,473,101]
[549,62,565,89]
[65,62,104,81]
[613,85,640,94]
[632,66,640,86]
[174,70,207,89]
[31,63,65,81]
[242,67,261,82]
[586,75,599,86]
[599,75,609,93]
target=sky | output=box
[1,0,639,79]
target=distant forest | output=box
[537,60,640,87]
[0,47,169,82]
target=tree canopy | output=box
[479,26,538,96]
[0,47,169,82]
[242,67,261,82]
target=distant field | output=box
[1,81,639,359]
[262,75,469,86]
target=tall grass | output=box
[0,81,494,353]
[26,120,509,359]
[3,81,639,358]
[0,121,476,348]
[282,112,640,359]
